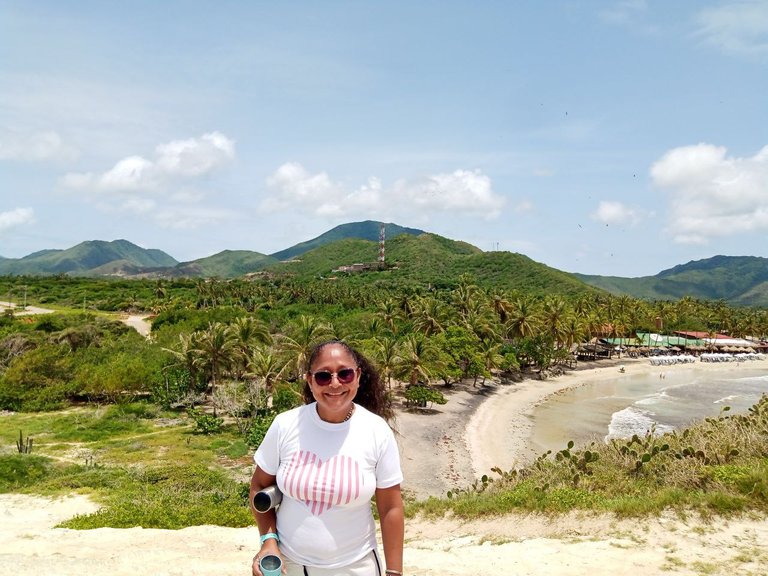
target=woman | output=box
[250,340,404,576]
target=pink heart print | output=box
[283,451,364,515]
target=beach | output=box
[2,358,768,575]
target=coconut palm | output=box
[411,296,447,337]
[229,316,272,378]
[277,315,331,380]
[394,333,442,386]
[505,296,540,342]
[370,335,400,388]
[190,322,237,415]
[477,338,504,386]
[245,345,287,402]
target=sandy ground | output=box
[3,358,768,575]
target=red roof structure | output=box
[673,330,729,340]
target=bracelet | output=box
[386,570,403,576]
[260,532,279,544]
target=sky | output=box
[1,0,767,277]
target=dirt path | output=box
[121,314,152,337]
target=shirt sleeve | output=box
[375,426,404,489]
[254,417,281,475]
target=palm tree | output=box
[246,345,287,405]
[162,332,201,389]
[277,315,331,379]
[370,335,400,388]
[505,296,540,342]
[394,333,441,386]
[190,322,237,415]
[541,296,568,348]
[411,296,447,337]
[229,316,272,378]
[478,338,503,386]
[561,315,586,351]
[487,288,514,324]
[376,298,401,334]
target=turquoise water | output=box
[528,363,768,455]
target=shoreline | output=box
[399,356,767,499]
[466,357,768,481]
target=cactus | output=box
[16,430,32,454]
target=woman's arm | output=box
[249,466,280,576]
[376,484,404,575]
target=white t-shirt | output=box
[254,402,402,568]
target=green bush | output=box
[187,408,224,435]
[246,412,276,448]
[404,384,447,408]
[58,464,253,529]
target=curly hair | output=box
[302,340,394,423]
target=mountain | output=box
[170,250,277,278]
[4,232,767,306]
[266,232,595,297]
[0,240,177,276]
[270,220,424,261]
[574,255,768,307]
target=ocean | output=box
[528,363,768,455]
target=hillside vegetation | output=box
[4,225,768,306]
[575,255,768,307]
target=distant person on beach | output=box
[250,340,404,576]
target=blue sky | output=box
[1,0,767,277]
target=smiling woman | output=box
[249,340,403,576]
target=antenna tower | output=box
[378,223,386,268]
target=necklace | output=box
[318,404,355,423]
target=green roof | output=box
[604,333,706,347]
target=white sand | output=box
[3,359,767,574]
[2,493,766,575]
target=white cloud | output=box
[62,132,235,193]
[651,143,768,244]
[695,0,768,55]
[155,132,235,177]
[0,208,35,232]
[261,163,505,221]
[59,132,236,230]
[591,200,643,225]
[0,130,78,162]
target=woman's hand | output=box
[251,539,284,576]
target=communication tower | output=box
[378,223,386,268]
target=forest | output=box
[2,273,767,526]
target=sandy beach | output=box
[2,358,767,575]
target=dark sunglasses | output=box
[311,367,358,386]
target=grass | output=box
[411,395,768,520]
[0,402,255,528]
[2,396,767,530]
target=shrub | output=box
[404,384,447,408]
[187,408,224,435]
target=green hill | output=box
[575,255,768,306]
[0,240,177,275]
[171,250,277,278]
[270,220,424,261]
[267,233,596,296]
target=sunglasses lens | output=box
[312,368,357,386]
[337,368,356,383]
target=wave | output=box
[605,406,675,440]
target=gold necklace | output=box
[318,404,355,423]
